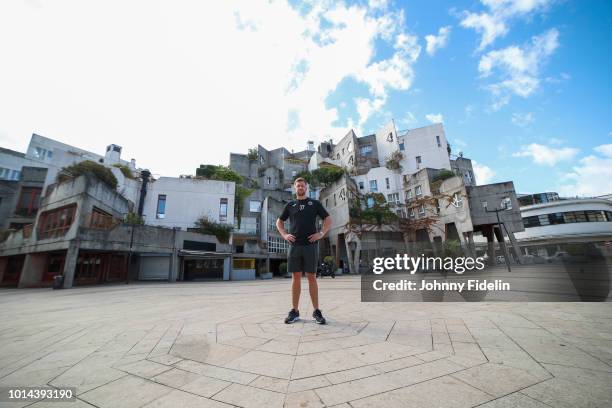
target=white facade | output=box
[515,198,612,243]
[0,149,41,181]
[352,166,404,209]
[142,177,235,230]
[374,120,400,166]
[397,123,451,176]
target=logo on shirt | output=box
[299,204,305,211]
[308,201,313,206]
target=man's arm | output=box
[276,218,295,243]
[308,215,332,243]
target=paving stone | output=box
[79,374,173,408]
[152,368,201,388]
[287,375,331,392]
[212,383,285,408]
[142,389,233,408]
[249,375,289,393]
[174,359,257,384]
[349,375,493,408]
[476,393,551,408]
[451,362,543,397]
[284,390,325,408]
[180,375,231,398]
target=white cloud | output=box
[472,160,495,184]
[478,28,559,109]
[460,0,553,50]
[0,0,420,177]
[399,111,417,127]
[425,26,451,56]
[513,143,578,166]
[425,113,443,123]
[511,112,534,127]
[559,144,612,197]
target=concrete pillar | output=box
[0,257,7,283]
[169,250,179,282]
[493,226,510,265]
[482,225,496,266]
[223,257,230,281]
[62,242,80,288]
[18,253,47,288]
[465,231,476,258]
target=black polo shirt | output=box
[279,198,329,246]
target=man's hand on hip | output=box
[282,233,296,243]
[308,231,324,243]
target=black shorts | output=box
[287,243,318,273]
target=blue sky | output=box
[0,0,610,196]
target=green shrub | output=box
[193,216,233,243]
[196,165,243,184]
[57,160,118,190]
[125,212,144,225]
[279,262,288,274]
[113,163,136,180]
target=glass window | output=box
[501,197,512,210]
[399,142,405,151]
[366,197,374,208]
[451,193,463,208]
[548,212,565,225]
[385,178,390,189]
[436,135,441,147]
[586,210,606,222]
[406,189,413,200]
[418,205,425,214]
[416,156,422,165]
[360,145,373,155]
[369,180,378,192]
[523,216,540,228]
[156,194,166,218]
[249,200,261,213]
[537,214,550,226]
[219,198,228,222]
[359,181,364,190]
[415,185,422,196]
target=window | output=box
[409,208,415,218]
[333,194,337,206]
[38,204,76,239]
[268,236,289,253]
[339,188,346,201]
[34,146,52,159]
[369,180,378,192]
[416,156,422,167]
[586,210,606,222]
[359,181,364,190]
[360,145,373,155]
[336,153,340,160]
[90,207,114,229]
[385,177,390,189]
[418,205,425,215]
[16,187,42,216]
[501,197,512,210]
[415,185,422,197]
[348,141,352,151]
[342,148,345,155]
[292,170,297,177]
[366,197,374,208]
[406,189,413,201]
[436,135,441,147]
[249,200,261,213]
[451,193,463,208]
[267,176,272,185]
[481,201,488,209]
[399,142,405,151]
[387,193,400,205]
[548,212,565,225]
[219,198,228,222]
[309,191,316,199]
[523,216,540,228]
[156,194,166,218]
[387,132,393,142]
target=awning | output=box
[178,250,232,259]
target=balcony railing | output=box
[22,224,33,238]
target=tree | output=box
[195,165,243,184]
[385,150,404,171]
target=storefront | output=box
[178,250,231,281]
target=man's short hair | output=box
[294,177,307,184]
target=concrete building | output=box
[0,173,233,287]
[515,196,612,256]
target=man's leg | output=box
[306,272,319,310]
[292,272,302,310]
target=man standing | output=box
[277,177,332,324]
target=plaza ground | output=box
[0,273,611,408]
